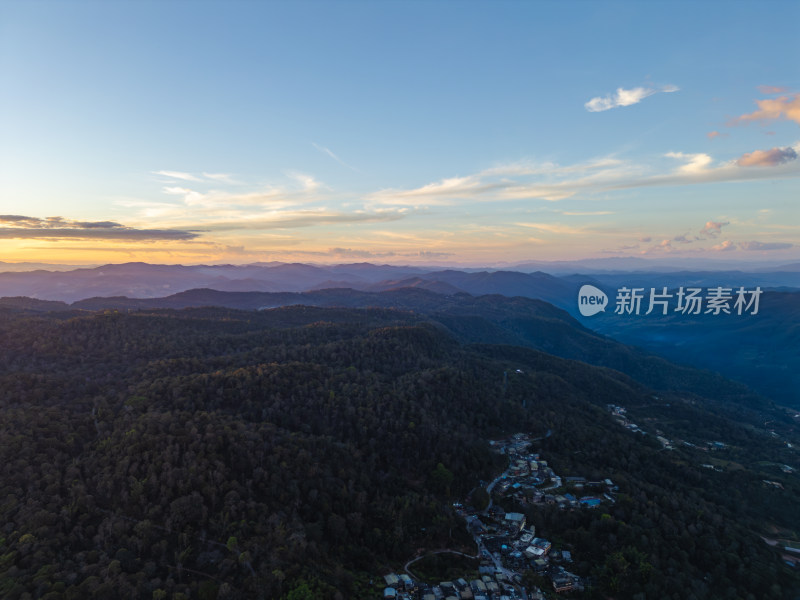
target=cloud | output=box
[191,209,405,232]
[371,146,800,208]
[515,222,584,235]
[417,250,453,259]
[371,158,648,205]
[639,236,652,243]
[673,234,693,244]
[328,247,395,259]
[584,84,678,112]
[202,172,239,184]
[480,157,624,177]
[369,176,505,204]
[731,94,800,126]
[155,170,240,185]
[758,85,789,95]
[707,131,727,140]
[0,215,198,241]
[1,215,125,229]
[665,152,713,175]
[153,170,202,182]
[312,143,360,172]
[736,146,798,167]
[711,240,736,252]
[152,172,327,219]
[559,210,615,216]
[325,247,455,261]
[739,240,794,251]
[700,220,729,237]
[287,171,322,192]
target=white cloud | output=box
[665,152,714,175]
[202,172,239,184]
[287,172,322,192]
[153,170,202,182]
[585,84,678,112]
[312,142,360,172]
[369,146,800,208]
[370,176,495,205]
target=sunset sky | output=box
[1,0,799,266]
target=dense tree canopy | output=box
[0,305,797,598]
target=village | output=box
[380,433,619,599]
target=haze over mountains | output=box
[2,260,799,408]
[2,260,800,304]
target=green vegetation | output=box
[407,552,479,583]
[0,304,797,598]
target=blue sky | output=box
[1,0,798,265]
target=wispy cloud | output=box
[515,222,584,235]
[559,210,615,216]
[0,215,198,241]
[707,130,727,140]
[312,142,360,172]
[186,209,405,232]
[369,146,800,207]
[369,176,501,205]
[736,146,798,167]
[202,172,239,184]
[584,84,678,112]
[327,247,396,259]
[153,170,203,182]
[758,85,790,95]
[739,240,794,251]
[155,170,241,185]
[287,171,323,192]
[417,250,454,259]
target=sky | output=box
[1,0,799,267]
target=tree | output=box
[430,463,454,496]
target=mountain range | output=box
[1,260,798,408]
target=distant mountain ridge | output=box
[1,260,799,304]
[1,260,799,408]
[0,286,775,412]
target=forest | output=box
[0,304,797,599]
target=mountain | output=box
[560,270,800,293]
[0,262,430,302]
[8,286,774,411]
[513,257,800,274]
[0,304,797,598]
[363,276,464,295]
[581,290,800,409]
[2,260,799,407]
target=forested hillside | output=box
[0,306,797,599]
[3,287,774,411]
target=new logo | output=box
[578,284,608,317]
